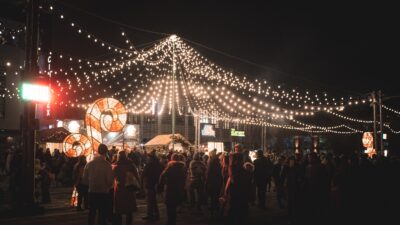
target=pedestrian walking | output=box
[189,152,207,210]
[73,155,88,211]
[142,150,163,220]
[112,150,140,225]
[159,153,187,225]
[253,150,273,209]
[83,144,114,225]
[206,149,223,217]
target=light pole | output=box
[21,0,39,206]
[378,90,383,154]
[379,94,400,155]
[170,35,177,151]
[371,91,379,153]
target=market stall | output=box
[38,127,70,154]
[144,133,191,153]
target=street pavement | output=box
[0,187,288,225]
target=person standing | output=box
[159,153,187,225]
[83,144,114,225]
[225,153,252,225]
[189,152,207,210]
[206,149,223,217]
[253,150,273,209]
[73,155,88,211]
[284,156,302,225]
[142,151,163,220]
[272,156,287,209]
[112,151,140,225]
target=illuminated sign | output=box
[201,124,216,137]
[231,128,245,137]
[21,83,50,103]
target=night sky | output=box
[51,0,400,96]
[2,0,398,95]
[1,0,400,151]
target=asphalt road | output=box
[0,187,287,225]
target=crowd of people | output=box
[1,143,400,225]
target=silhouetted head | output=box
[98,144,108,156]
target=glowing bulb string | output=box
[50,3,362,112]
[325,110,374,124]
[176,40,369,109]
[383,105,400,115]
[291,119,364,133]
[52,1,170,37]
[180,36,363,97]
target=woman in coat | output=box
[159,153,187,225]
[113,150,140,225]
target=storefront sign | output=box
[231,128,245,137]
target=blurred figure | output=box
[189,152,207,210]
[253,150,273,209]
[73,155,88,211]
[142,151,163,220]
[112,151,140,225]
[225,153,252,225]
[284,156,302,225]
[40,162,52,204]
[242,150,252,163]
[159,153,187,225]
[233,144,242,153]
[272,155,286,209]
[206,149,223,217]
[304,152,325,225]
[83,144,114,225]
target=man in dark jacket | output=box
[253,150,273,208]
[272,155,286,209]
[206,149,223,217]
[159,153,187,225]
[142,151,164,220]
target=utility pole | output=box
[371,91,378,152]
[171,35,176,151]
[22,0,39,206]
[378,90,384,155]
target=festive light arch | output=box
[3,4,400,135]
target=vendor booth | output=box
[144,133,191,153]
[38,127,70,154]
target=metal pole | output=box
[261,124,264,151]
[21,0,39,206]
[171,37,176,151]
[372,91,378,152]
[194,115,197,149]
[379,90,384,154]
[198,114,201,151]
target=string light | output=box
[383,105,400,115]
[1,6,396,135]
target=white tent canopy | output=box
[144,133,191,152]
